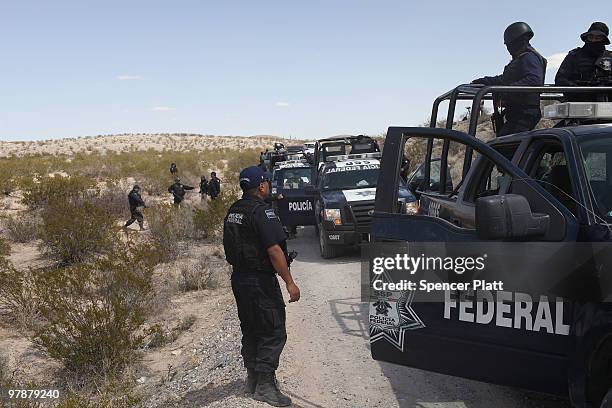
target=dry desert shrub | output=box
[0,258,39,330]
[3,213,41,243]
[0,236,10,256]
[21,174,98,209]
[145,314,196,349]
[147,203,198,259]
[192,189,240,238]
[39,201,115,264]
[32,243,156,377]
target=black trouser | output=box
[231,273,286,373]
[125,207,144,227]
[498,107,541,137]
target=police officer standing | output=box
[472,22,547,136]
[555,22,612,101]
[168,178,194,205]
[208,171,221,200]
[123,184,147,230]
[223,166,300,407]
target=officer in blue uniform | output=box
[472,22,547,136]
[223,166,300,407]
[555,22,612,101]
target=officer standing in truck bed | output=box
[223,166,300,407]
[555,21,612,101]
[472,22,547,136]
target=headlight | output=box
[399,199,419,215]
[323,208,342,225]
[404,201,420,215]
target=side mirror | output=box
[476,194,549,240]
[304,185,319,196]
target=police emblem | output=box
[369,290,425,351]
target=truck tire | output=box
[319,226,339,259]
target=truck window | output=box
[525,143,577,215]
[275,168,312,190]
[466,144,519,202]
[579,136,612,222]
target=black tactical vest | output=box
[500,46,547,108]
[223,198,275,274]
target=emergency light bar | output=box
[326,152,382,162]
[543,102,612,120]
[276,159,309,168]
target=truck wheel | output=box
[319,227,339,259]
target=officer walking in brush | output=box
[123,184,147,231]
[223,166,300,407]
[168,178,194,205]
[472,22,547,136]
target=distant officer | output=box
[555,22,612,101]
[199,175,209,200]
[208,172,221,200]
[124,184,147,230]
[168,178,194,205]
[472,22,547,136]
[223,166,300,407]
[170,162,178,176]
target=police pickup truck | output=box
[309,153,417,258]
[370,84,612,407]
[313,134,380,172]
[271,159,316,236]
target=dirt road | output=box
[147,226,570,407]
[269,227,569,408]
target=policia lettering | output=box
[223,165,300,407]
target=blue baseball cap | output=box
[239,166,267,190]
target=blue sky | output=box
[0,1,609,141]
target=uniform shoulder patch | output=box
[265,208,278,219]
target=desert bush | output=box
[88,184,129,220]
[179,260,209,292]
[32,243,155,377]
[0,353,11,389]
[0,259,39,329]
[39,201,115,264]
[57,382,142,408]
[145,314,196,349]
[0,237,10,257]
[193,189,240,238]
[21,174,98,209]
[3,213,40,243]
[147,203,197,259]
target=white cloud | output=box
[275,101,290,107]
[117,75,142,80]
[546,53,567,70]
[151,106,176,112]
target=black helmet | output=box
[133,184,140,190]
[504,22,534,44]
[581,22,610,45]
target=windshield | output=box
[273,168,312,190]
[321,165,380,191]
[579,135,612,222]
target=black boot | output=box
[254,371,291,407]
[244,368,257,396]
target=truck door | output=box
[370,127,579,395]
[274,167,316,227]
